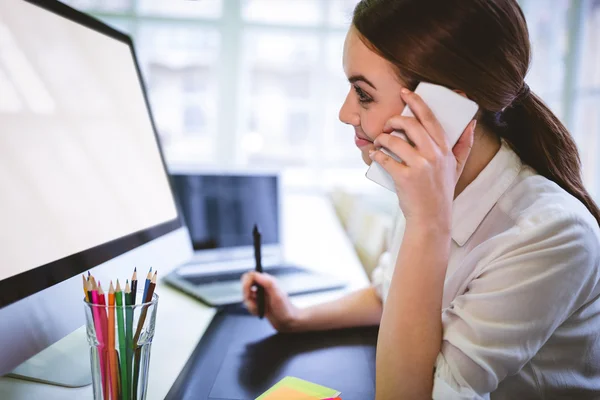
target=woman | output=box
[242,0,600,398]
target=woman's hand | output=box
[369,88,477,228]
[241,271,300,332]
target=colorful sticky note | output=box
[255,376,341,400]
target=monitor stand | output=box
[7,326,92,387]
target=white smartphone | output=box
[365,82,479,192]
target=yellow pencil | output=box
[82,274,89,302]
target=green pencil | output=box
[116,280,129,400]
[125,280,133,399]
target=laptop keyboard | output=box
[182,265,309,285]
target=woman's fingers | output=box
[244,298,258,315]
[369,147,408,177]
[251,271,278,294]
[241,272,253,301]
[400,89,448,151]
[383,115,436,157]
[242,271,275,295]
[374,130,422,166]
[242,273,257,315]
[241,271,279,315]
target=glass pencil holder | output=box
[83,291,158,400]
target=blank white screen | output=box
[0,0,178,282]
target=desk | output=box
[0,192,370,399]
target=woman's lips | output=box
[355,135,372,148]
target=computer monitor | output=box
[0,0,192,386]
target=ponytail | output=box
[480,93,600,226]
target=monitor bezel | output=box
[0,0,185,308]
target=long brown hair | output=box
[353,0,600,225]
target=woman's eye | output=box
[353,85,373,105]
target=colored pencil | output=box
[91,285,109,400]
[97,282,108,339]
[141,268,152,305]
[90,276,98,304]
[133,271,156,343]
[114,349,121,398]
[125,281,133,399]
[86,279,93,305]
[132,347,141,399]
[131,268,137,305]
[108,282,118,400]
[132,271,157,396]
[82,274,89,302]
[147,271,156,302]
[89,278,97,307]
[97,283,111,400]
[115,280,129,400]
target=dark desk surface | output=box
[166,306,378,400]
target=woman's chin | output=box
[361,151,373,166]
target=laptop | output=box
[164,170,346,306]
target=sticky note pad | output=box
[255,376,341,400]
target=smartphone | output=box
[365,82,479,192]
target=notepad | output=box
[255,376,341,400]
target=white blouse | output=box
[371,140,600,399]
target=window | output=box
[60,0,361,186]
[238,30,319,166]
[63,0,133,13]
[242,0,323,26]
[59,0,600,196]
[523,0,570,96]
[137,0,223,18]
[572,0,600,198]
[135,24,220,162]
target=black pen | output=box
[252,224,265,319]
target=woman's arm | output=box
[291,286,383,332]
[242,271,383,333]
[376,224,450,399]
[367,88,477,399]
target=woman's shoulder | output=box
[491,167,600,268]
[497,165,599,235]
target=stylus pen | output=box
[252,224,265,319]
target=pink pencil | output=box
[97,283,114,400]
[91,286,109,399]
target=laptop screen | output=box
[171,174,279,250]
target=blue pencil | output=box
[141,268,152,304]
